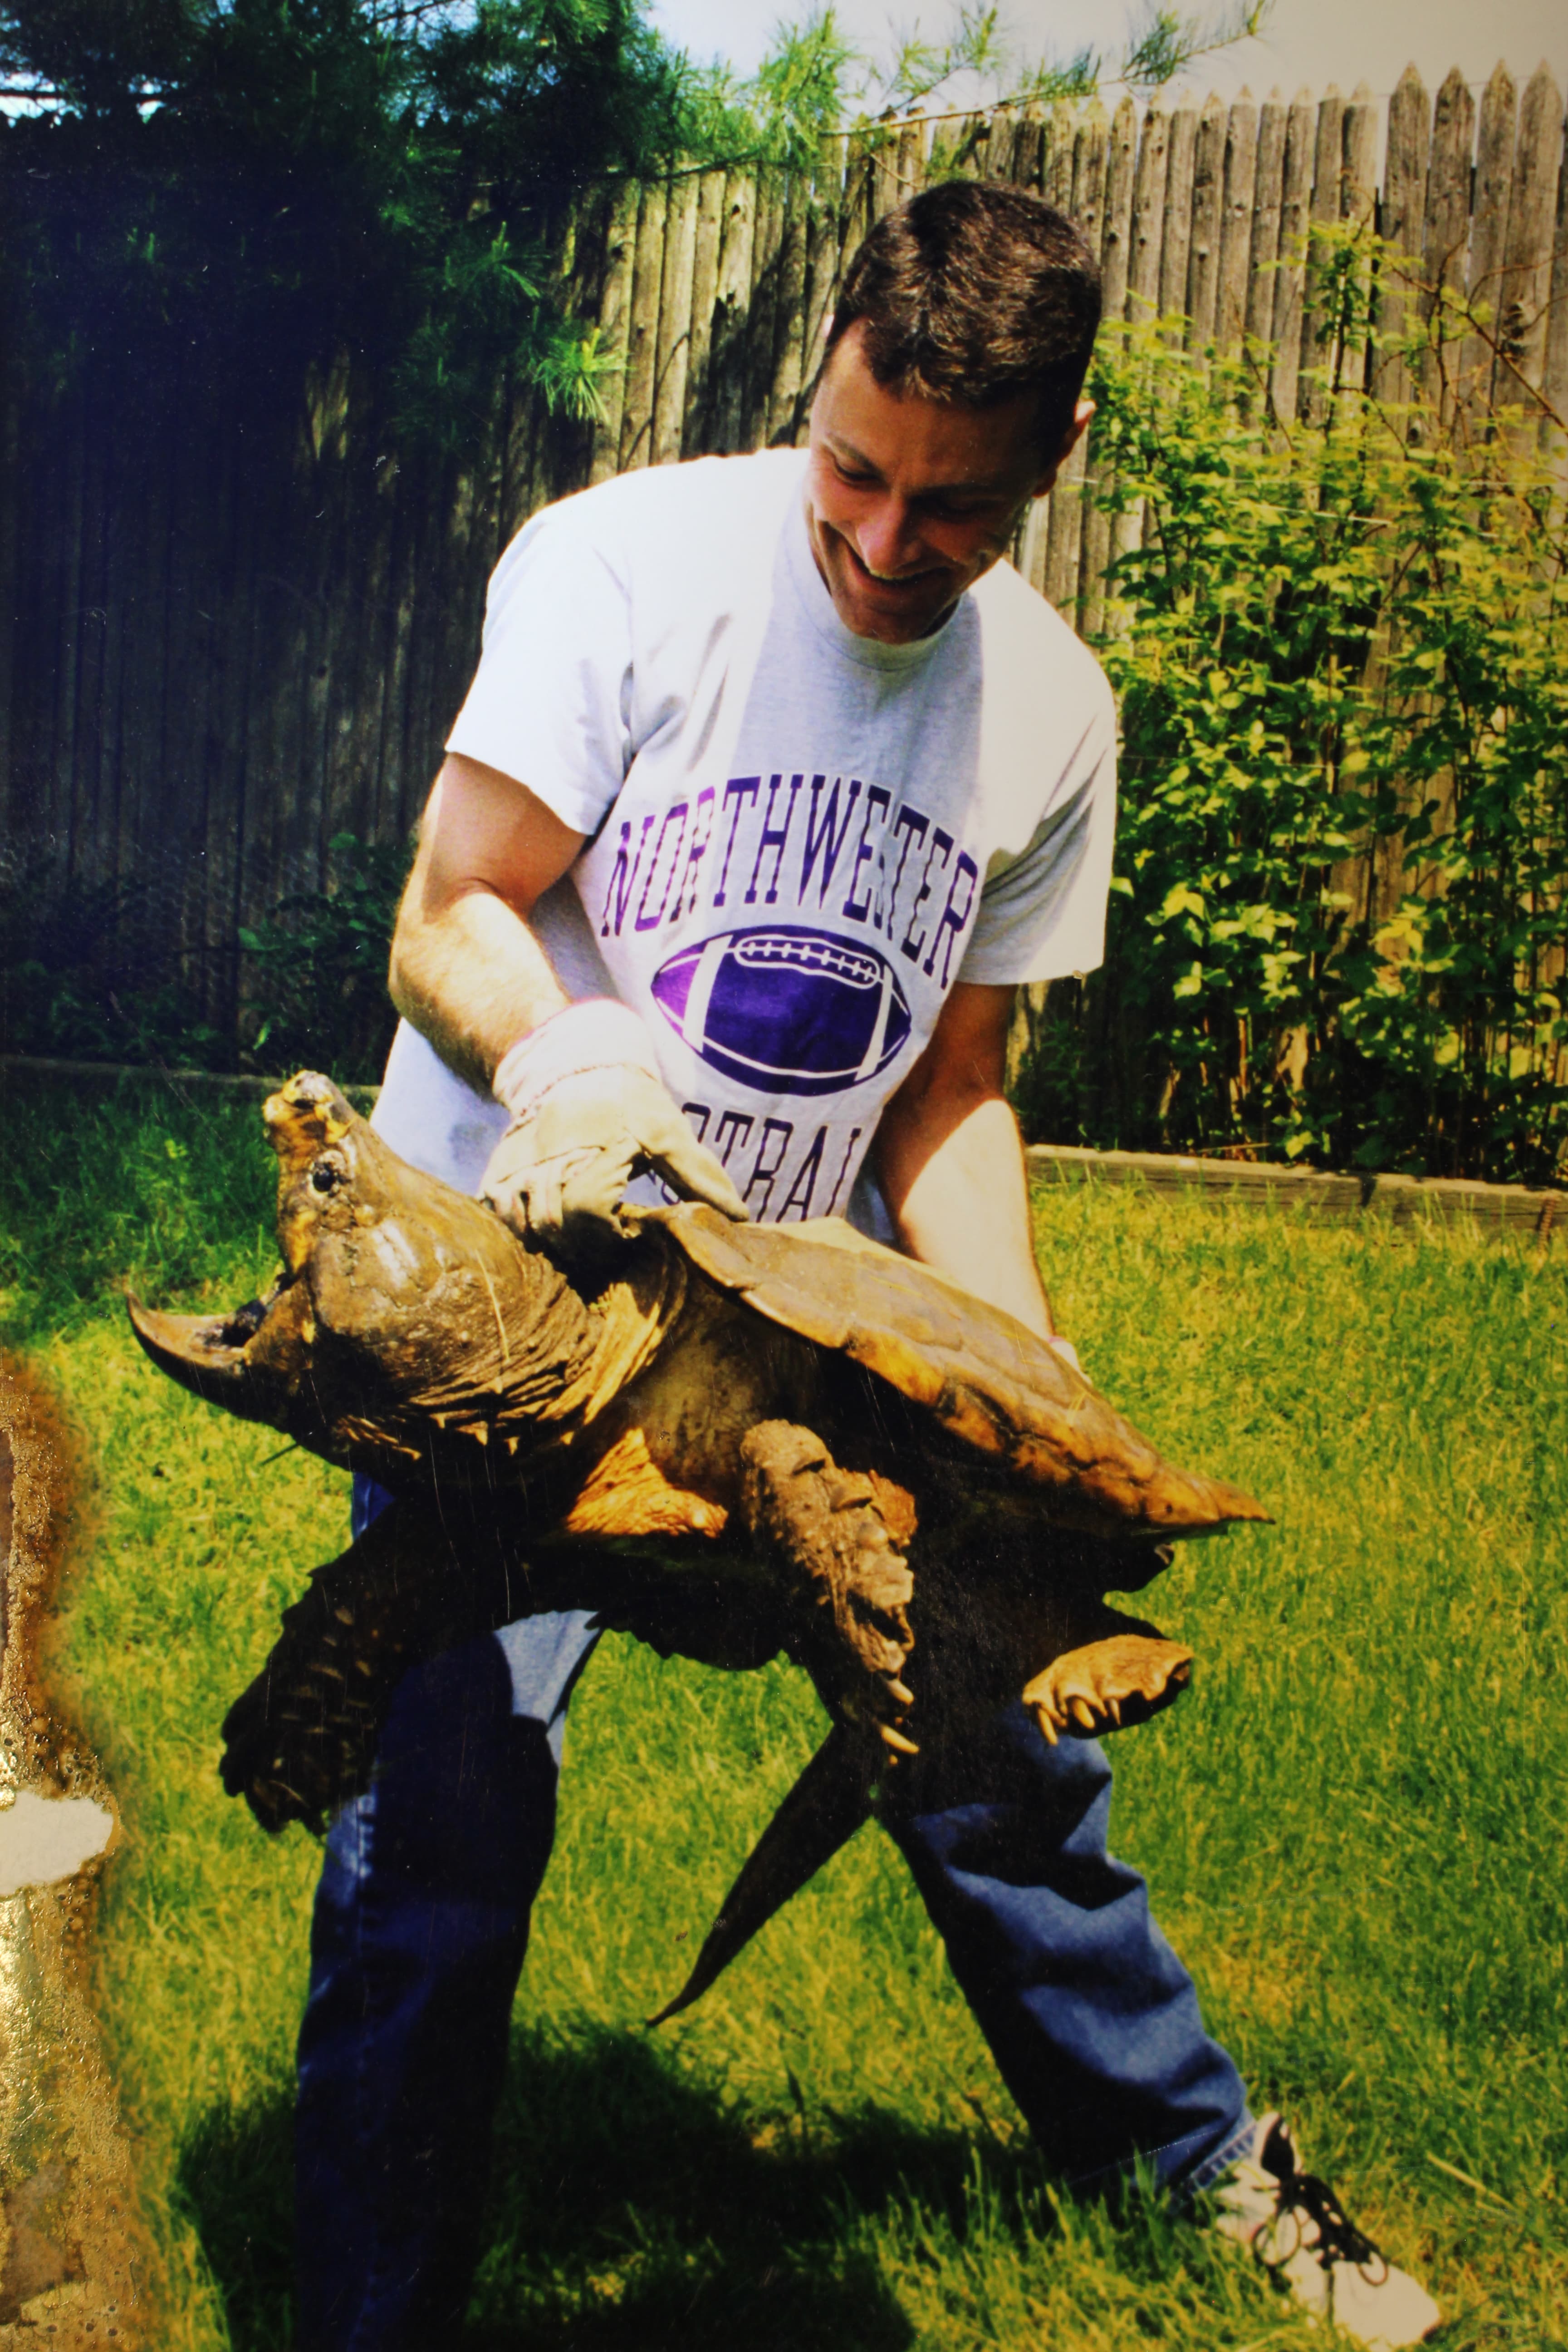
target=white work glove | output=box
[481,1000,747,1259]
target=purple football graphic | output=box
[650,926,913,1098]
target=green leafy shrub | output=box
[0,0,711,447]
[0,847,226,1068]
[1019,256,1568,1186]
[0,831,409,1082]
[239,829,411,1082]
[1,1,1276,457]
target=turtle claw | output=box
[1023,1632,1194,1745]
[741,1420,919,1764]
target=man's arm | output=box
[389,750,745,1243]
[872,980,1059,1345]
[388,751,587,1096]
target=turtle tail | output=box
[647,1720,879,2027]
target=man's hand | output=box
[482,1001,746,1259]
[391,760,745,1257]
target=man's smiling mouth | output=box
[840,538,945,591]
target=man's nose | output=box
[855,494,923,576]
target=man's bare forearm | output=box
[390,879,569,1095]
[877,1088,1055,1340]
[872,982,1056,1343]
[387,755,585,1095]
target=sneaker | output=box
[1213,2114,1442,2347]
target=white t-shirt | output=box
[374,448,1116,1215]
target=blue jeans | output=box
[294,1478,1251,2350]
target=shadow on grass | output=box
[174,2079,297,2352]
[173,2023,1062,2351]
[463,2019,1049,2351]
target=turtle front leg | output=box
[740,1421,917,1757]
[220,1496,505,1836]
[1024,1626,1193,1746]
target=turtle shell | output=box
[651,1204,1267,1539]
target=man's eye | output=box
[834,459,876,486]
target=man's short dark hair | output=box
[825,179,1102,456]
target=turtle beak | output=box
[126,1300,258,1404]
[127,1280,319,1437]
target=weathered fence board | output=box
[708,170,755,453]
[1466,62,1519,412]
[1079,95,1138,640]
[652,173,698,467]
[1245,91,1286,349]
[1501,64,1561,402]
[4,60,1565,1050]
[683,167,727,456]
[1265,90,1315,417]
[1214,92,1258,353]
[619,176,668,470]
[1186,93,1226,343]
[1550,101,1568,424]
[1337,85,1379,392]
[1300,86,1345,419]
[1159,100,1200,327]
[1375,64,1430,403]
[588,181,638,484]
[1128,98,1170,318]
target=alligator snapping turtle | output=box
[130,1072,1265,2019]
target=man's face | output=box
[804,322,1091,645]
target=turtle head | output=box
[265,1071,372,1277]
[126,1072,404,1450]
[128,1069,604,1471]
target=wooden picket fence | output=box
[554,63,1568,605]
[2,61,1564,1049]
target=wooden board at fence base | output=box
[1026,1144,1565,1245]
[2,1054,1559,1247]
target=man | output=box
[294,181,1440,2349]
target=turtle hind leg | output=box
[739,1420,916,1756]
[1023,1626,1194,1747]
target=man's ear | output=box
[1031,398,1096,499]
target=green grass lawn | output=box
[3,1075,1565,2348]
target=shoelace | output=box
[1259,2158,1389,2284]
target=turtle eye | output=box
[310,1161,340,1195]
